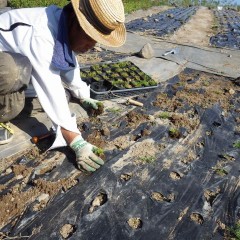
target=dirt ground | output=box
[168,7,215,46]
[0,6,239,239]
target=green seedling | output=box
[158,112,170,119]
[141,80,150,87]
[88,71,97,78]
[139,156,156,164]
[233,141,240,148]
[149,80,157,86]
[92,76,101,81]
[169,127,181,138]
[114,68,122,73]
[91,65,101,71]
[111,73,120,78]
[121,72,129,78]
[80,72,87,78]
[93,147,104,156]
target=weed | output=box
[139,156,156,164]
[214,168,228,176]
[230,222,240,240]
[107,107,122,114]
[158,112,170,119]
[233,141,240,148]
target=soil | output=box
[168,7,215,46]
[0,6,240,239]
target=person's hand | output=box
[70,135,104,172]
[80,98,100,110]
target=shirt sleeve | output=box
[25,31,81,149]
[60,59,90,99]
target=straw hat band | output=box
[80,0,112,34]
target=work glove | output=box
[70,135,104,172]
[80,98,100,110]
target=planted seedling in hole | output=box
[93,147,104,158]
[169,127,181,138]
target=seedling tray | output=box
[80,61,158,100]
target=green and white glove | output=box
[70,135,104,172]
[80,98,100,110]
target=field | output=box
[0,5,240,240]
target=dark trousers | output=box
[0,52,32,122]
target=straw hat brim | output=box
[71,0,126,47]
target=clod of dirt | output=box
[101,126,110,137]
[126,111,149,127]
[127,217,143,229]
[151,192,173,202]
[60,224,75,239]
[141,128,151,137]
[204,188,221,206]
[12,164,33,178]
[89,192,108,213]
[89,102,104,117]
[86,130,106,149]
[120,173,132,181]
[190,213,204,224]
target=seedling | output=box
[169,127,181,138]
[93,147,104,157]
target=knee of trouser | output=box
[0,52,32,94]
[0,91,25,122]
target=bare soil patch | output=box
[168,7,215,46]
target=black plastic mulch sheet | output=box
[126,7,197,37]
[210,10,240,49]
[1,68,240,239]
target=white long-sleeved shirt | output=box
[0,5,90,149]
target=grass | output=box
[230,222,240,240]
[8,0,168,12]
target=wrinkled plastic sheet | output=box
[106,32,240,79]
[126,7,197,37]
[2,68,239,239]
[210,10,240,49]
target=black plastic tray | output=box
[80,61,158,100]
[90,85,158,100]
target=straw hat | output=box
[71,0,126,47]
